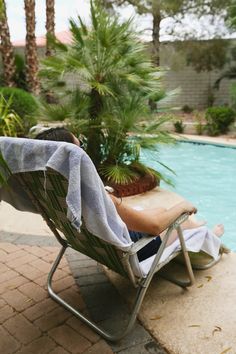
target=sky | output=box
[6,0,142,41]
[5,0,235,43]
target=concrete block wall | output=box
[0,40,235,110]
[162,67,233,109]
[159,39,236,110]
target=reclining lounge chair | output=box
[0,137,221,341]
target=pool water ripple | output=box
[141,142,236,251]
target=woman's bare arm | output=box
[109,194,197,235]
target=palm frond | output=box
[78,15,88,35]
[99,164,139,184]
[90,0,98,30]
[92,81,115,96]
[39,0,176,180]
[38,102,73,122]
[69,18,84,46]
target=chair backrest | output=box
[16,169,129,278]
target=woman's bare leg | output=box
[160,216,206,246]
[161,222,225,247]
[180,217,206,230]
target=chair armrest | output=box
[129,235,157,254]
[128,212,189,255]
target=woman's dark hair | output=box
[35,127,74,143]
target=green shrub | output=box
[0,87,38,134]
[182,105,193,113]
[230,83,236,109]
[174,120,185,133]
[205,106,235,136]
[194,111,205,135]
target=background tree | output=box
[46,0,55,57]
[213,1,236,105]
[24,0,40,94]
[101,0,233,66]
[177,38,230,106]
[0,0,16,87]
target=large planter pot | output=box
[105,173,159,197]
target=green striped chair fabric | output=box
[9,168,196,341]
[16,170,128,278]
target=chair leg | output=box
[47,245,149,342]
[160,272,193,288]
[160,225,195,288]
[191,253,222,270]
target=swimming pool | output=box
[141,141,236,251]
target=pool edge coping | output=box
[175,133,236,149]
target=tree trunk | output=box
[0,0,16,87]
[149,2,161,111]
[24,0,40,95]
[152,9,161,67]
[86,88,103,168]
[46,0,55,57]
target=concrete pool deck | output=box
[110,187,236,354]
[116,135,236,353]
[1,186,236,354]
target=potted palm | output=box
[40,0,175,196]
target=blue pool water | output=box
[141,141,236,251]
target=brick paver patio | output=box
[0,242,113,354]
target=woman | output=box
[35,127,225,261]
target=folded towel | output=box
[138,226,221,276]
[0,137,132,250]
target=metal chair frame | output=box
[13,170,197,342]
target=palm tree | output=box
[0,0,16,87]
[46,0,55,57]
[24,0,40,94]
[40,1,175,185]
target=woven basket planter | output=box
[105,173,159,197]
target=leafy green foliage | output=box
[230,82,236,109]
[174,120,185,133]
[40,0,175,185]
[178,39,229,73]
[13,53,28,91]
[101,0,233,38]
[0,87,38,134]
[194,111,205,135]
[205,106,235,135]
[0,94,23,136]
[182,104,193,113]
[225,1,236,29]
